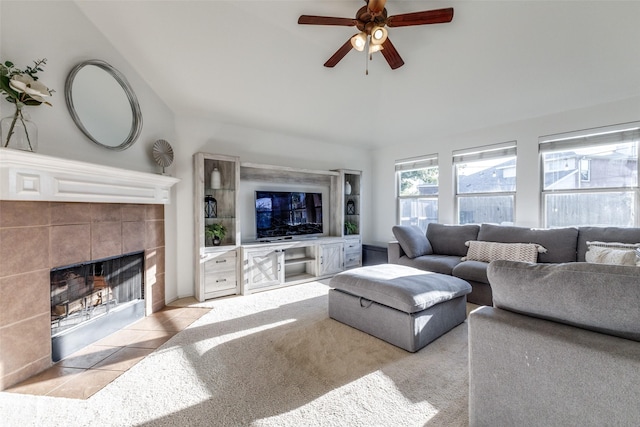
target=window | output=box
[540,123,640,228]
[453,142,517,225]
[395,155,438,231]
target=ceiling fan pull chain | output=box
[365,36,370,75]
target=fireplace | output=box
[1,146,180,391]
[50,251,145,362]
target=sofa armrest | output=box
[469,306,640,426]
[387,240,405,263]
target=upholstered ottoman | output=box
[328,264,472,352]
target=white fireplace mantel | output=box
[0,148,180,204]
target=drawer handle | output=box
[216,278,227,283]
[216,259,227,264]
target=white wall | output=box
[371,95,640,243]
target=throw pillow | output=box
[392,225,433,259]
[585,241,640,266]
[462,241,547,263]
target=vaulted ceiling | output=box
[76,1,640,149]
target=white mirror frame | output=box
[65,59,143,151]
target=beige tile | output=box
[122,221,146,253]
[0,269,50,327]
[0,226,50,277]
[0,313,51,375]
[145,220,165,248]
[159,316,198,332]
[122,204,146,221]
[155,247,165,274]
[57,344,122,369]
[93,328,148,347]
[0,201,50,228]
[51,202,91,225]
[124,315,169,331]
[91,222,122,260]
[47,368,122,399]
[91,347,154,371]
[91,204,121,222]
[5,365,84,396]
[127,329,177,349]
[1,355,51,391]
[152,273,165,313]
[50,223,91,268]
[146,204,164,220]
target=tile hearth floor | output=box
[5,298,210,400]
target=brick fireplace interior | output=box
[0,201,166,390]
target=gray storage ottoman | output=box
[328,264,472,352]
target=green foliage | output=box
[0,58,53,105]
[205,223,227,240]
[400,168,439,196]
[345,221,358,235]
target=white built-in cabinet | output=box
[194,154,363,301]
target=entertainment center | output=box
[194,152,362,301]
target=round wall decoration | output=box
[152,139,174,174]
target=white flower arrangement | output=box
[0,59,54,149]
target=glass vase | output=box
[1,107,38,152]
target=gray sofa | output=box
[388,223,640,306]
[469,260,640,426]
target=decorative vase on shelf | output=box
[1,106,37,152]
[345,180,352,195]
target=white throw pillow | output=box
[463,241,547,263]
[585,241,640,266]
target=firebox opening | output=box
[50,251,145,362]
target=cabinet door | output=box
[203,250,237,298]
[318,243,344,276]
[247,249,284,291]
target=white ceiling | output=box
[75,1,640,150]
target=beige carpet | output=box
[0,280,470,426]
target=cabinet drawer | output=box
[204,251,237,273]
[344,252,361,268]
[205,269,237,292]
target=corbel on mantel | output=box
[0,148,179,204]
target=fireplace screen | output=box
[50,251,144,337]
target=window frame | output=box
[539,122,640,228]
[395,154,439,231]
[453,141,517,225]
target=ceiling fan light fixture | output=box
[368,44,383,54]
[370,26,388,45]
[350,32,367,51]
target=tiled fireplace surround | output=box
[0,200,167,390]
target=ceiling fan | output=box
[298,0,454,70]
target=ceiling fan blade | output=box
[387,7,454,27]
[380,38,404,70]
[324,38,355,68]
[367,0,387,14]
[298,15,358,26]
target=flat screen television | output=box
[255,191,323,239]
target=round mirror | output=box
[65,59,143,151]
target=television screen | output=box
[255,191,323,239]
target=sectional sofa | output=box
[388,223,640,306]
[468,260,640,425]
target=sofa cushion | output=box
[487,260,640,342]
[427,223,480,257]
[452,260,489,284]
[477,224,578,263]
[577,227,640,261]
[398,254,463,275]
[586,242,640,266]
[463,241,547,263]
[330,264,471,314]
[392,225,432,259]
